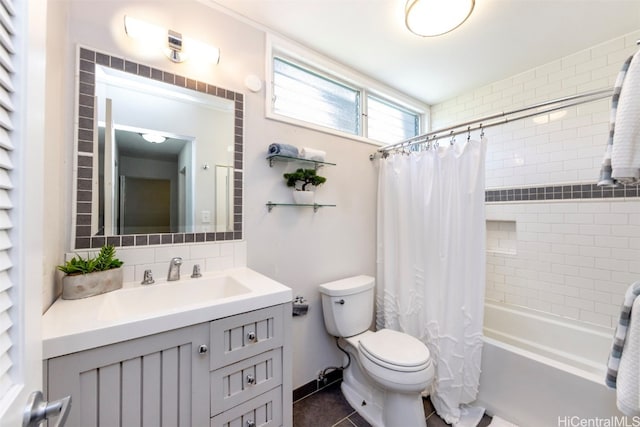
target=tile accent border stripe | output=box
[485,183,638,203]
[74,47,244,249]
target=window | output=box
[367,95,420,144]
[268,37,426,145]
[273,58,360,135]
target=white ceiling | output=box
[208,0,640,105]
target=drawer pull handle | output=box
[198,344,208,355]
[246,374,256,385]
[247,331,257,342]
[246,421,255,427]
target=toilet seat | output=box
[358,329,431,373]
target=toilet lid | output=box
[358,329,431,371]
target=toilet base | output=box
[341,378,427,427]
[341,381,383,427]
[383,390,427,427]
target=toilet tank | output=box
[318,275,375,337]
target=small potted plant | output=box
[283,168,326,204]
[57,244,124,299]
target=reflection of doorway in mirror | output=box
[97,125,195,235]
[119,177,171,234]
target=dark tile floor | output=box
[293,380,493,427]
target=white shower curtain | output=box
[376,138,487,425]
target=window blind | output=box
[0,0,15,402]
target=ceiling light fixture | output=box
[124,15,221,64]
[141,133,167,144]
[405,0,475,37]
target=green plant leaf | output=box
[283,168,326,191]
[57,245,124,276]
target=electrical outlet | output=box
[201,210,211,223]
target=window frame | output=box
[265,35,429,146]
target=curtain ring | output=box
[479,123,485,138]
[449,130,455,146]
[467,126,471,142]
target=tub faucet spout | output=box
[167,257,182,281]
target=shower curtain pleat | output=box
[376,138,487,425]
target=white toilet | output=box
[319,275,434,427]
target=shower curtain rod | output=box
[372,88,613,157]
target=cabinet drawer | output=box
[210,386,282,427]
[211,348,282,416]
[211,306,283,370]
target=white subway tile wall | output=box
[432,30,640,329]
[485,201,640,328]
[65,241,247,287]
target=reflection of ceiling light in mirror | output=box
[142,133,167,144]
[405,0,474,37]
[124,15,220,65]
[532,110,567,124]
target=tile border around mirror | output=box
[73,47,243,250]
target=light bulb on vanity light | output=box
[124,15,220,65]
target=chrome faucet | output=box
[167,257,183,281]
[141,269,155,285]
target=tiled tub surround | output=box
[73,47,244,250]
[485,198,640,329]
[430,31,640,331]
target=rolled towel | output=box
[268,143,299,158]
[300,147,326,162]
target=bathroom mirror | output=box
[73,47,243,249]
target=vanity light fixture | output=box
[124,15,221,64]
[405,0,474,37]
[141,133,166,144]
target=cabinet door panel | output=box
[121,358,142,426]
[47,324,209,427]
[99,363,121,426]
[142,351,162,427]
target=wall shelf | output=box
[267,154,336,169]
[266,202,336,213]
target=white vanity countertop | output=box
[42,268,292,359]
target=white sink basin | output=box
[42,268,292,359]
[98,275,251,321]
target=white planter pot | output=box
[62,267,123,300]
[293,190,315,205]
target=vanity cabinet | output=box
[46,323,210,426]
[44,304,291,427]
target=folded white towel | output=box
[617,295,640,415]
[300,147,326,162]
[612,50,640,184]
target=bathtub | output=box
[477,302,622,426]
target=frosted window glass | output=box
[273,57,360,135]
[367,95,419,144]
